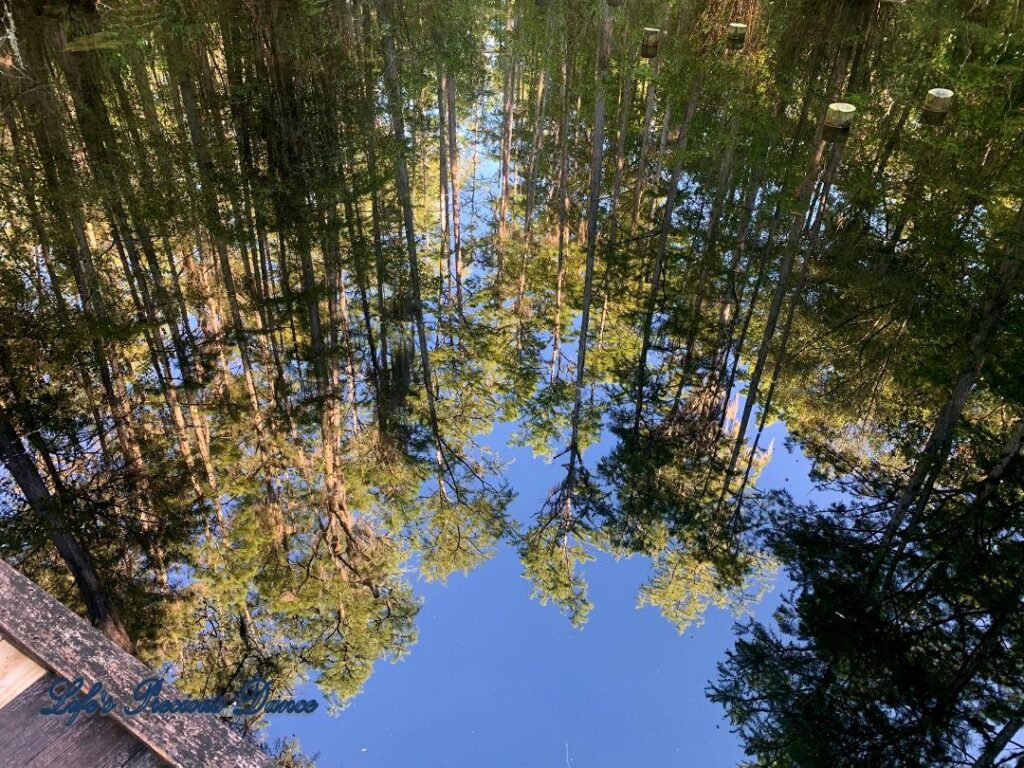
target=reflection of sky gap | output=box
[171,89,837,760]
[209,29,845,763]
[256,144,837,761]
[264,413,821,767]
[264,353,843,766]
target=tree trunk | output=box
[630,59,660,233]
[0,408,134,652]
[377,0,444,452]
[445,72,465,325]
[567,0,611,476]
[632,90,700,434]
[550,54,573,383]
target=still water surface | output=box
[1,0,1022,764]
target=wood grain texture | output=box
[123,749,172,768]
[0,675,83,766]
[0,560,274,768]
[26,714,151,768]
[0,637,47,708]
[0,673,166,768]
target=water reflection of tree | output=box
[1,0,1023,762]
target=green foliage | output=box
[2,0,1023,761]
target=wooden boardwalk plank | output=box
[123,750,171,767]
[0,561,273,768]
[26,708,152,768]
[0,673,167,768]
[0,675,77,767]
